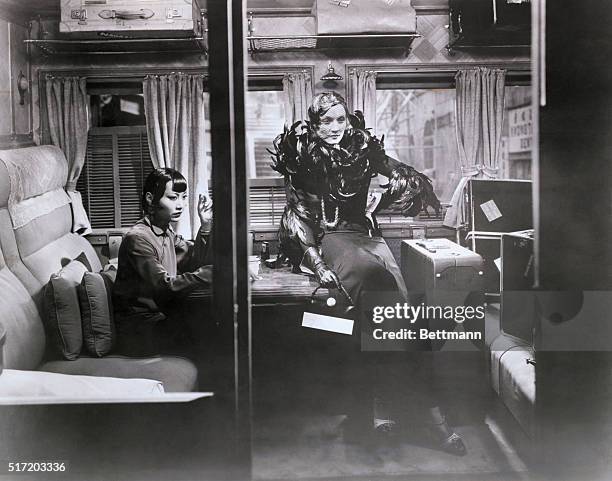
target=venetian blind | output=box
[249,184,286,228]
[78,126,153,229]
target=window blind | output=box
[249,184,286,228]
[78,126,153,229]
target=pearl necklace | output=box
[321,197,339,228]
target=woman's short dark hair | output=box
[142,168,187,213]
[307,92,349,127]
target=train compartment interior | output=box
[0,1,610,480]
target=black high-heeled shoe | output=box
[426,406,466,456]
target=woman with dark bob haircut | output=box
[113,167,212,356]
[271,92,465,455]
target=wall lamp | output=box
[17,71,28,106]
[320,61,343,88]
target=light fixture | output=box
[16,71,28,106]
[320,61,343,87]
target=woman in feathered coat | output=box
[270,92,465,455]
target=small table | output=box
[188,265,329,306]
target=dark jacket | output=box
[113,216,212,322]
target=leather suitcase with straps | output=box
[60,0,204,38]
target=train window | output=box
[78,92,154,229]
[500,85,532,180]
[78,125,154,229]
[74,72,303,230]
[90,94,146,127]
[376,83,532,204]
[245,89,285,229]
[246,90,285,179]
[376,88,460,203]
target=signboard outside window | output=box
[508,105,532,154]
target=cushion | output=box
[0,369,165,398]
[43,259,88,360]
[78,271,115,357]
[40,355,198,393]
[499,347,535,436]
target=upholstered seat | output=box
[40,355,198,393]
[0,145,199,394]
[489,334,535,437]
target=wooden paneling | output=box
[0,21,11,136]
[0,16,32,148]
[11,22,29,135]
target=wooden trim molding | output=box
[0,134,35,150]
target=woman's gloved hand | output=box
[303,247,341,289]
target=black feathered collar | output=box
[271,117,385,200]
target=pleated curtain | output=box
[46,76,90,189]
[143,73,208,238]
[350,69,378,132]
[282,71,313,127]
[443,68,506,229]
[45,75,92,234]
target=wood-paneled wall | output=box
[0,11,33,148]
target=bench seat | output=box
[40,355,198,393]
[0,145,199,396]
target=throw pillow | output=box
[43,259,88,360]
[78,271,115,357]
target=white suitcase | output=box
[60,0,203,38]
[401,238,485,350]
[313,0,417,34]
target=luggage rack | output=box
[247,33,420,56]
[24,37,207,56]
[25,33,417,57]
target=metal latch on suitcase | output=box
[166,8,183,19]
[70,9,87,21]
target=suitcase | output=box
[465,179,533,295]
[313,0,417,35]
[60,0,204,38]
[401,238,485,350]
[500,230,534,344]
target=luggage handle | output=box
[98,9,155,20]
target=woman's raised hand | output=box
[198,193,213,232]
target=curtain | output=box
[46,76,89,189]
[481,68,506,176]
[143,73,208,238]
[282,71,313,127]
[45,75,91,234]
[350,69,378,132]
[443,68,506,229]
